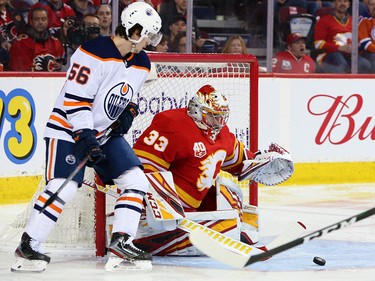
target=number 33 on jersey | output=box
[133,107,252,209]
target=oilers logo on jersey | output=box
[105,82,134,120]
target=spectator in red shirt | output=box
[8,6,64,71]
[273,32,316,73]
[314,0,371,73]
[29,0,76,29]
[0,0,26,69]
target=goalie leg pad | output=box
[240,205,259,244]
[133,210,240,256]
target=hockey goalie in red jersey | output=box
[132,85,294,256]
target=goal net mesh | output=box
[0,53,258,256]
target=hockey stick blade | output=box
[191,206,375,268]
[189,221,305,268]
[84,179,305,258]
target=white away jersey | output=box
[44,36,151,142]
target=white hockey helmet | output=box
[121,2,162,47]
[188,85,230,143]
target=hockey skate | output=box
[11,232,50,273]
[105,232,152,271]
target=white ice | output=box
[0,183,374,281]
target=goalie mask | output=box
[188,85,230,144]
[121,2,162,47]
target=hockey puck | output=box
[313,256,326,266]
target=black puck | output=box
[313,256,326,266]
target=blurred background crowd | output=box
[0,0,373,73]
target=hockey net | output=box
[0,53,259,256]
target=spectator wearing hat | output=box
[272,32,316,73]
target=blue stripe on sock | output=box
[34,204,58,222]
[114,204,142,214]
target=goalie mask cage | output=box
[0,53,259,257]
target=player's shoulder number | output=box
[68,63,90,85]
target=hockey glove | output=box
[73,129,106,167]
[110,102,139,136]
[238,143,294,186]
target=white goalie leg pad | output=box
[215,177,259,244]
[241,204,260,245]
[216,176,244,210]
[181,210,240,256]
[145,208,178,231]
[143,172,185,231]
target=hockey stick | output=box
[39,128,113,213]
[189,206,375,268]
[83,174,305,257]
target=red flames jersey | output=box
[8,34,64,71]
[314,14,352,54]
[30,2,76,28]
[133,108,253,210]
[273,50,316,73]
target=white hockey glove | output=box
[238,143,294,186]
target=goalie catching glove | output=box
[238,143,294,186]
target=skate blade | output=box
[105,256,152,272]
[11,257,48,273]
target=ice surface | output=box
[0,184,374,281]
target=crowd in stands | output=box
[0,0,375,73]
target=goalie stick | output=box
[84,175,305,257]
[189,206,375,268]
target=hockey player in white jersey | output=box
[11,2,162,273]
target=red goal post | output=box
[95,53,260,255]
